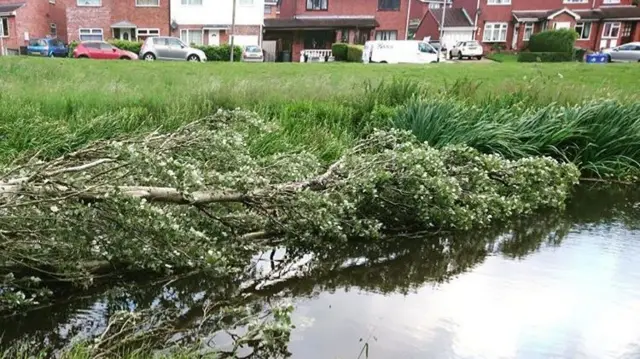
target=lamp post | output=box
[230,0,237,62]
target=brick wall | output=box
[65,0,169,42]
[414,11,439,41]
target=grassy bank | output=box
[1,57,640,177]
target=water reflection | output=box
[1,186,640,358]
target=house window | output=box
[563,0,587,3]
[487,0,511,4]
[50,23,57,37]
[375,30,397,40]
[602,22,620,38]
[622,22,632,37]
[483,22,508,42]
[79,28,103,41]
[0,17,8,37]
[136,0,160,6]
[378,0,400,10]
[523,22,534,41]
[574,22,591,40]
[340,29,349,43]
[137,28,160,39]
[77,0,101,6]
[180,29,203,45]
[603,0,620,3]
[306,0,328,10]
[428,0,451,8]
[181,0,202,4]
[264,4,271,13]
[239,0,254,5]
[49,0,55,3]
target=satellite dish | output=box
[170,20,178,30]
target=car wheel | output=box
[143,53,156,61]
[476,56,482,60]
[77,55,89,59]
[458,52,463,60]
[187,54,200,62]
[606,54,612,63]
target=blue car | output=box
[27,38,68,58]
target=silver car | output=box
[602,42,640,62]
[139,36,207,62]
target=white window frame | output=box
[483,22,508,42]
[602,0,620,3]
[49,0,56,3]
[563,0,587,3]
[0,17,8,38]
[523,22,534,41]
[239,0,254,5]
[574,22,591,40]
[602,22,621,39]
[77,0,101,6]
[135,0,160,7]
[136,28,160,38]
[50,23,57,37]
[180,29,203,46]
[181,0,202,4]
[79,28,103,41]
[622,22,632,37]
[487,0,511,5]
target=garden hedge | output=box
[332,43,348,61]
[109,39,142,54]
[195,44,243,61]
[528,29,578,53]
[517,52,574,63]
[346,45,363,63]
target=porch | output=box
[263,17,377,62]
[111,21,160,42]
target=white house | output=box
[169,0,265,47]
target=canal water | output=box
[2,186,640,359]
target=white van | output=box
[362,40,440,64]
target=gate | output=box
[263,40,277,62]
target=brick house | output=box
[264,0,411,62]
[169,0,264,47]
[414,7,475,48]
[417,0,640,52]
[0,0,67,52]
[64,0,169,43]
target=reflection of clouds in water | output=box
[289,229,640,359]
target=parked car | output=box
[27,38,68,58]
[428,40,448,61]
[139,37,207,62]
[363,40,439,64]
[242,45,264,62]
[73,41,138,60]
[449,40,483,60]
[602,42,640,62]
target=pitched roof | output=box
[0,2,24,14]
[111,20,136,28]
[429,8,473,27]
[513,6,640,22]
[264,17,378,29]
[599,6,640,20]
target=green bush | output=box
[346,45,363,63]
[517,52,574,63]
[108,40,143,54]
[332,43,348,61]
[195,44,243,61]
[67,40,79,57]
[528,29,578,53]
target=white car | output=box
[601,42,640,62]
[449,40,483,60]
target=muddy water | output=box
[2,187,640,359]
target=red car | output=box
[73,41,138,60]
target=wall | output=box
[0,1,51,47]
[170,0,265,26]
[414,11,439,41]
[65,0,169,42]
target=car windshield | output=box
[245,46,261,53]
[467,41,479,46]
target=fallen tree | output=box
[0,109,580,311]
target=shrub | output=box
[517,52,574,62]
[332,43,348,61]
[108,39,143,54]
[195,44,243,61]
[67,40,79,57]
[528,29,578,53]
[346,45,363,63]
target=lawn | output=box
[0,57,639,166]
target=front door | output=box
[117,28,133,41]
[512,25,519,50]
[209,30,220,46]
